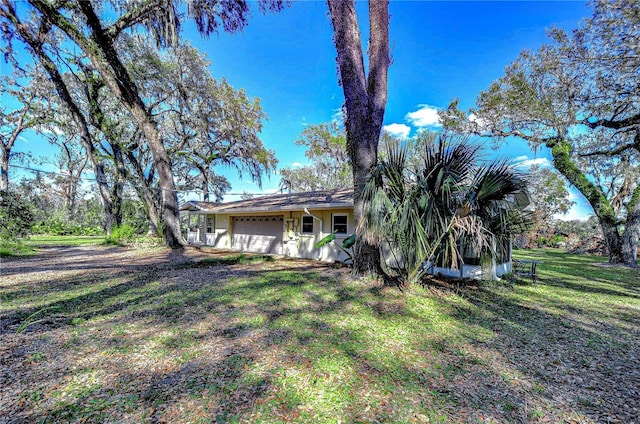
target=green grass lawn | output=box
[1,247,638,423]
[25,234,106,247]
[1,235,106,257]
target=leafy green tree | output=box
[161,45,276,201]
[0,13,126,236]
[444,0,640,267]
[362,134,530,287]
[522,166,574,246]
[0,189,34,240]
[280,122,352,191]
[526,166,573,225]
[328,0,390,275]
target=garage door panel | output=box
[232,216,283,254]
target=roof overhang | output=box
[180,189,354,214]
[206,202,353,214]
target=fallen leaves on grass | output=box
[1,245,638,423]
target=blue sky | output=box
[9,1,593,219]
[184,0,592,219]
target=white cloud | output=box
[514,157,552,169]
[383,123,411,139]
[291,162,304,168]
[332,108,344,125]
[39,126,64,136]
[554,204,592,221]
[18,135,28,143]
[405,104,441,128]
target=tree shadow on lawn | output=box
[538,261,640,298]
[518,250,640,294]
[38,349,273,423]
[439,281,640,424]
[2,251,560,423]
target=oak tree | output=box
[445,0,640,267]
[1,0,284,248]
[280,122,352,191]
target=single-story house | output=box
[180,189,355,263]
[180,189,527,280]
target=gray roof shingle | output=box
[180,189,354,213]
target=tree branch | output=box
[106,0,163,40]
[327,0,368,119]
[367,0,389,120]
[582,112,640,130]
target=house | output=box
[180,188,526,280]
[180,189,355,263]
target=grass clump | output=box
[0,240,35,257]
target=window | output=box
[206,216,214,233]
[301,216,314,234]
[332,214,348,234]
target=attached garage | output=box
[232,215,284,255]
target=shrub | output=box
[105,224,137,245]
[32,216,69,235]
[32,217,105,236]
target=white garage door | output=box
[232,216,284,255]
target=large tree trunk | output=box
[97,159,117,235]
[0,148,9,191]
[328,0,390,276]
[601,219,624,263]
[125,149,161,236]
[126,108,182,247]
[621,191,640,268]
[146,201,160,236]
[112,143,125,228]
[84,71,123,234]
[202,177,210,202]
[76,1,183,248]
[547,137,636,265]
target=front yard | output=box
[1,244,638,423]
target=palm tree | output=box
[361,132,531,288]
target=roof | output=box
[180,187,531,214]
[180,189,354,214]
